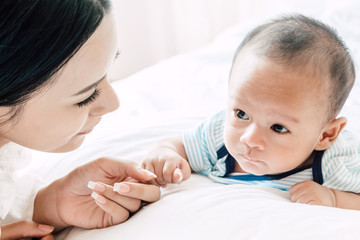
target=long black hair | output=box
[0,0,111,121]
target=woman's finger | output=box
[1,220,54,239]
[141,162,158,186]
[40,235,55,240]
[114,182,161,202]
[88,181,141,212]
[95,158,157,182]
[90,192,130,225]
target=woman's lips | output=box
[77,127,94,135]
[77,120,101,135]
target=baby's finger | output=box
[163,160,179,183]
[114,182,161,202]
[152,160,167,185]
[179,160,192,181]
[290,188,306,203]
[293,194,314,204]
[88,181,141,212]
[289,181,305,195]
[172,168,183,183]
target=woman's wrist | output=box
[33,178,68,231]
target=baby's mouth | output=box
[239,153,261,163]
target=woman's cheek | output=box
[51,111,87,139]
[69,114,89,135]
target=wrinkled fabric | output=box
[0,142,44,223]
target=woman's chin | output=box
[48,135,86,153]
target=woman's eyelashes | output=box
[76,89,100,108]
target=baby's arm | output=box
[290,180,360,210]
[141,136,192,187]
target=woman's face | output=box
[0,14,120,152]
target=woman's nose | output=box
[239,123,265,150]
[90,79,120,117]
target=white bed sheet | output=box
[27,5,360,240]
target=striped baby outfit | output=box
[183,110,360,191]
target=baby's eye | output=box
[235,109,249,120]
[271,124,289,133]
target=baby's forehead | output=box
[230,54,329,109]
[231,51,327,89]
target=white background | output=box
[109,0,349,80]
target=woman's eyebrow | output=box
[73,75,106,96]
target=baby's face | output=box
[224,51,328,175]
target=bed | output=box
[28,5,360,240]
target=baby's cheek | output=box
[223,126,232,145]
[223,127,240,153]
[266,149,300,172]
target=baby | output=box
[142,14,360,209]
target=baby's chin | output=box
[236,160,272,176]
[245,167,288,176]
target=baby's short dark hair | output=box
[232,14,355,122]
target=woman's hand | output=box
[0,220,54,240]
[32,158,161,231]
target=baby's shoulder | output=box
[327,130,360,155]
[321,130,360,192]
[197,110,226,136]
[322,130,359,167]
[206,109,226,125]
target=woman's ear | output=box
[315,117,347,151]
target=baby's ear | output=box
[315,117,347,151]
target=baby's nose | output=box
[239,124,265,150]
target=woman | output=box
[0,0,160,239]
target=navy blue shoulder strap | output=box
[312,150,324,184]
[216,145,235,175]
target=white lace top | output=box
[0,142,44,223]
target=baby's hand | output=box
[290,180,336,207]
[141,147,191,187]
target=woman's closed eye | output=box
[76,89,100,108]
[235,109,249,120]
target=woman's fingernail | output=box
[87,181,106,193]
[114,183,131,193]
[140,168,157,178]
[91,192,107,204]
[38,224,55,232]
